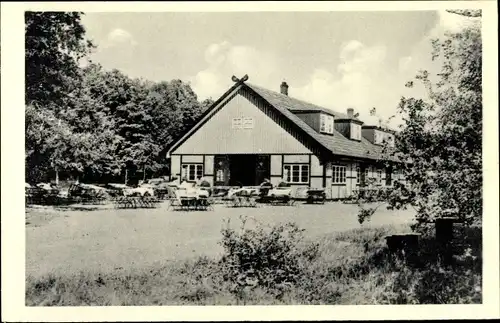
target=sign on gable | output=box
[232,116,254,129]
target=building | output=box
[166,75,402,199]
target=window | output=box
[332,165,347,184]
[374,130,395,147]
[377,169,383,184]
[356,167,361,184]
[320,114,326,132]
[374,131,381,144]
[320,113,334,134]
[182,164,203,181]
[216,169,225,182]
[233,116,255,129]
[283,164,309,184]
[385,167,392,186]
[394,169,404,182]
[350,123,362,140]
[232,118,242,129]
[386,134,395,148]
[327,116,334,134]
[242,117,254,129]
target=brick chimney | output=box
[280,81,289,96]
[347,108,354,118]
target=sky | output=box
[81,10,479,127]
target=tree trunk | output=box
[125,168,128,185]
[55,167,59,186]
[143,165,146,181]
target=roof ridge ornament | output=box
[231,74,249,83]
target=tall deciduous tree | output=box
[25,12,95,183]
[25,11,94,109]
[25,12,213,184]
[359,10,482,229]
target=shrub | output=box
[218,216,320,301]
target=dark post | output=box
[435,217,456,243]
[435,217,458,264]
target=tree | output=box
[25,11,94,109]
[140,80,209,175]
[25,11,213,184]
[358,11,482,229]
[25,12,95,183]
[25,105,73,183]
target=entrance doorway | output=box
[213,154,270,187]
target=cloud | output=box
[104,28,137,47]
[394,10,481,101]
[292,40,404,127]
[289,12,480,128]
[398,56,413,72]
[190,10,479,129]
[190,41,282,100]
[191,39,408,128]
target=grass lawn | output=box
[26,201,415,278]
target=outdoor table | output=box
[229,195,257,208]
[269,195,295,206]
[113,196,159,209]
[180,196,197,210]
[168,194,213,211]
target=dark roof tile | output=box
[245,82,395,161]
[247,83,349,118]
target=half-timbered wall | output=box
[171,155,181,180]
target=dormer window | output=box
[374,130,395,147]
[362,126,396,147]
[374,131,380,144]
[350,123,362,141]
[385,134,395,148]
[320,113,334,134]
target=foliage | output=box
[25,11,94,108]
[25,105,73,182]
[357,11,482,229]
[75,66,208,178]
[25,14,209,183]
[218,216,320,301]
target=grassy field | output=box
[26,201,415,278]
[26,202,482,305]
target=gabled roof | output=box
[245,83,394,161]
[167,77,397,162]
[247,83,347,118]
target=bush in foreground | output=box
[218,216,320,302]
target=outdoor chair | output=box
[229,195,258,208]
[261,187,296,206]
[26,186,62,205]
[226,187,259,208]
[305,188,326,204]
[168,188,212,211]
[196,197,214,211]
[113,195,159,209]
[343,193,358,204]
